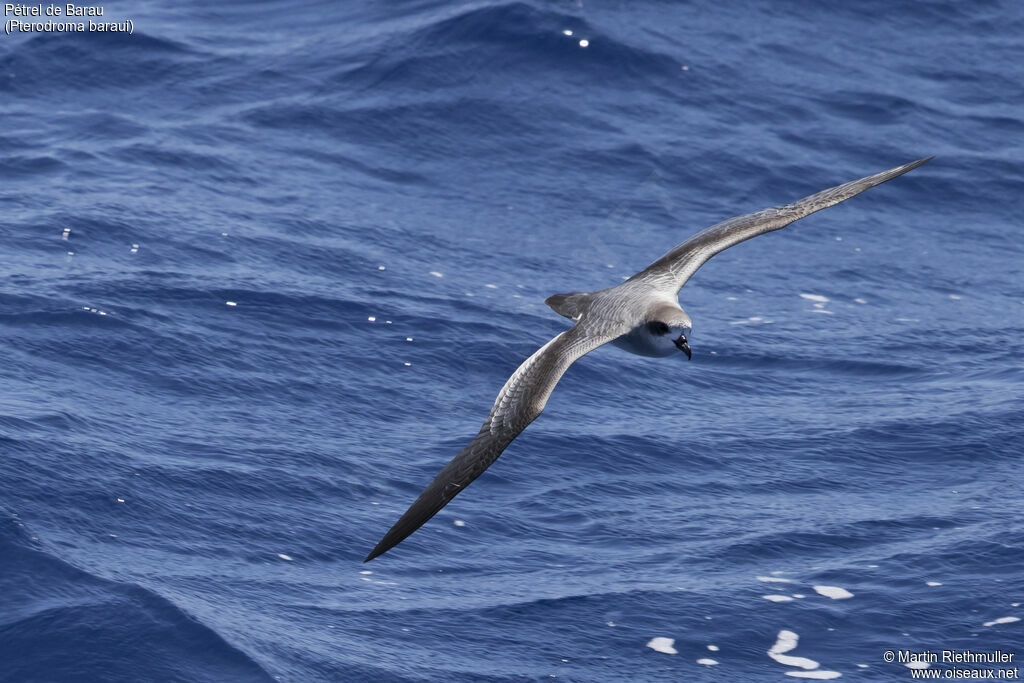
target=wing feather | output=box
[364,323,612,561]
[633,157,932,292]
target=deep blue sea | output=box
[2,1,1022,681]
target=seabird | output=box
[365,157,932,562]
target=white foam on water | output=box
[813,585,853,599]
[768,630,819,670]
[360,570,372,575]
[786,671,841,679]
[730,320,751,325]
[646,637,677,655]
[949,294,962,300]
[854,298,867,304]
[813,302,826,308]
[226,301,238,307]
[378,265,385,270]
[792,594,806,599]
[696,658,718,666]
[771,652,819,669]
[562,29,573,35]
[856,664,869,669]
[810,309,835,315]
[764,595,794,602]
[1012,603,1020,607]
[758,576,794,583]
[799,293,829,303]
[983,616,1020,627]
[429,271,443,278]
[726,296,738,301]
[926,581,942,586]
[769,630,799,655]
[606,621,615,627]
[277,554,293,561]
[707,645,719,651]
[906,661,929,670]
[485,284,497,289]
[453,520,465,527]
[367,316,375,321]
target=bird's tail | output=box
[545,291,593,320]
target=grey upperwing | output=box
[631,157,933,293]
[364,322,615,561]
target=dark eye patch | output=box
[647,321,670,336]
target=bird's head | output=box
[645,304,692,359]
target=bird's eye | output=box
[648,321,670,336]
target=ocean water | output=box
[2,0,1022,681]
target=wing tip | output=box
[850,155,934,195]
[363,532,400,562]
[363,539,392,563]
[904,155,935,170]
[887,156,934,178]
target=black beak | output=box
[674,334,691,360]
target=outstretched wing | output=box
[632,157,932,293]
[364,322,614,562]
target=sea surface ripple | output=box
[1,0,1022,681]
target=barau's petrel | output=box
[365,157,932,562]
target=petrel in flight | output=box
[365,157,932,562]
